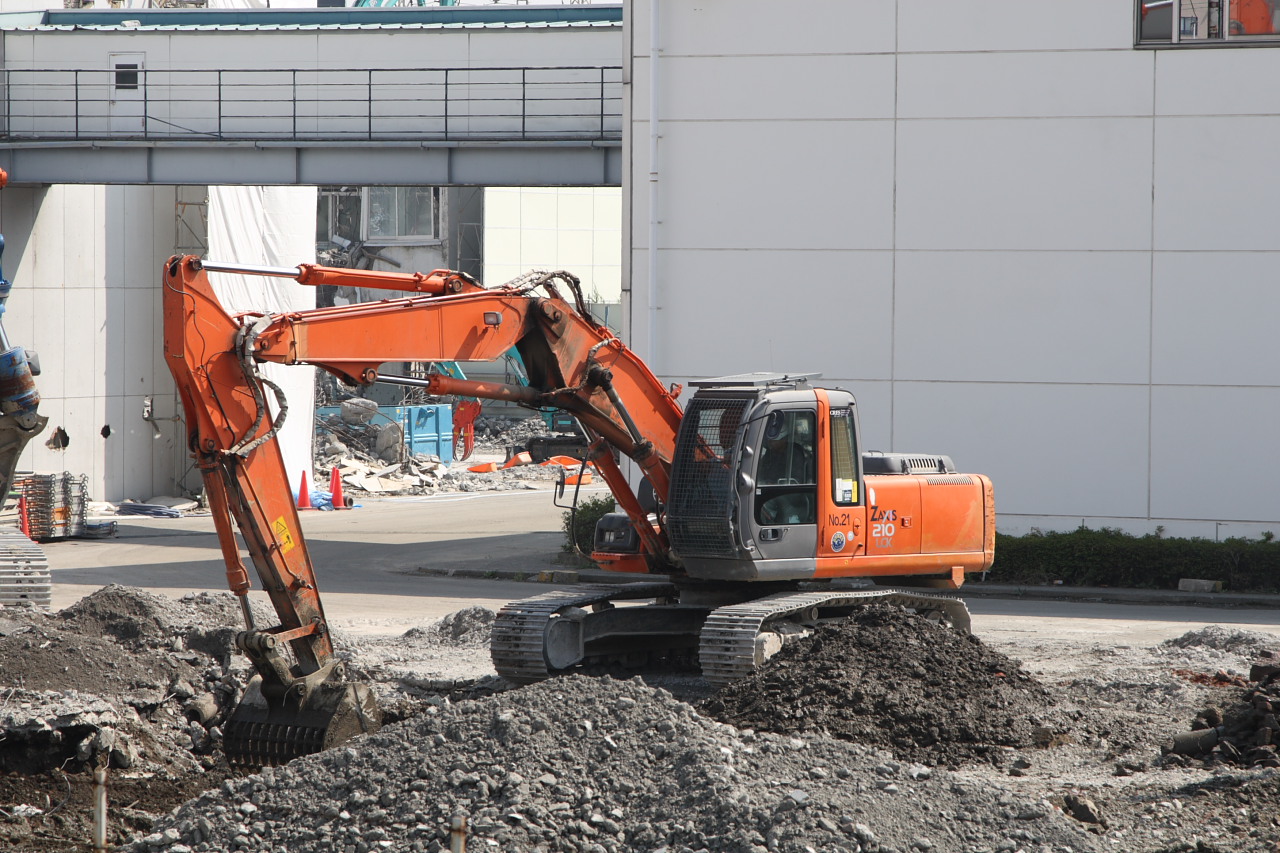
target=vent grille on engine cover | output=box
[862,452,957,475]
[926,475,974,486]
[667,396,750,558]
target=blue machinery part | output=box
[0,233,47,509]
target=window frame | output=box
[829,407,860,507]
[1136,0,1280,47]
[361,186,440,246]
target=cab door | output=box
[749,407,818,572]
[815,393,869,576]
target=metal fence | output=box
[0,65,623,142]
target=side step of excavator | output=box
[491,584,972,687]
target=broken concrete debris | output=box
[3,591,1280,851]
[315,410,573,498]
[131,675,1104,853]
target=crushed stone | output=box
[130,675,1103,853]
[1161,626,1280,654]
[3,584,1280,853]
[401,605,494,647]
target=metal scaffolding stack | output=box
[0,525,49,609]
[18,472,87,542]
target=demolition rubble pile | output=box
[471,414,555,454]
[700,606,1062,768]
[314,401,562,497]
[4,587,1280,851]
[1159,628,1280,769]
[0,586,278,852]
[132,674,1104,853]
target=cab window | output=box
[754,410,816,525]
[830,407,859,505]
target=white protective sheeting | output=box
[207,186,319,496]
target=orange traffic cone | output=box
[502,451,533,469]
[297,470,314,511]
[329,465,349,510]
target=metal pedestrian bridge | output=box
[0,6,623,186]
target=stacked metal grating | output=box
[19,472,88,541]
[0,525,49,609]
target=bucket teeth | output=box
[223,719,326,768]
[222,670,381,768]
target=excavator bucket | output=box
[223,662,381,768]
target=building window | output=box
[114,63,139,91]
[317,187,362,247]
[1137,0,1280,45]
[316,186,440,247]
[364,187,438,243]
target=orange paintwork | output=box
[1232,0,1276,33]
[809,388,993,586]
[162,257,334,671]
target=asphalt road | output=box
[42,487,1280,644]
[45,486,605,628]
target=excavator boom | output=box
[162,255,685,762]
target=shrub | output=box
[561,494,617,554]
[991,526,1280,593]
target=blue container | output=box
[316,403,454,463]
[389,404,454,462]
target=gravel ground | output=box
[0,588,1278,852]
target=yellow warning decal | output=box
[272,516,296,555]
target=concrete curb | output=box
[958,582,1280,609]
[420,566,1280,608]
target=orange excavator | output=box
[163,255,995,765]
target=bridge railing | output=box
[0,65,623,142]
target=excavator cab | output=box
[666,373,835,579]
[663,372,992,588]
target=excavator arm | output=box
[162,255,685,763]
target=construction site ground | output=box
[2,477,1279,852]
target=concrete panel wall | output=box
[484,186,622,301]
[626,0,1280,537]
[1,183,189,504]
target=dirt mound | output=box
[57,585,263,662]
[700,605,1060,767]
[131,674,1101,853]
[401,605,494,647]
[0,587,254,851]
[57,584,177,645]
[0,625,188,699]
[1162,626,1280,654]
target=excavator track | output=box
[698,587,971,687]
[491,582,677,683]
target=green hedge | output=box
[991,527,1280,593]
[561,495,617,555]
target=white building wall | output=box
[1,25,622,144]
[1,183,184,503]
[484,186,622,301]
[625,0,1280,538]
